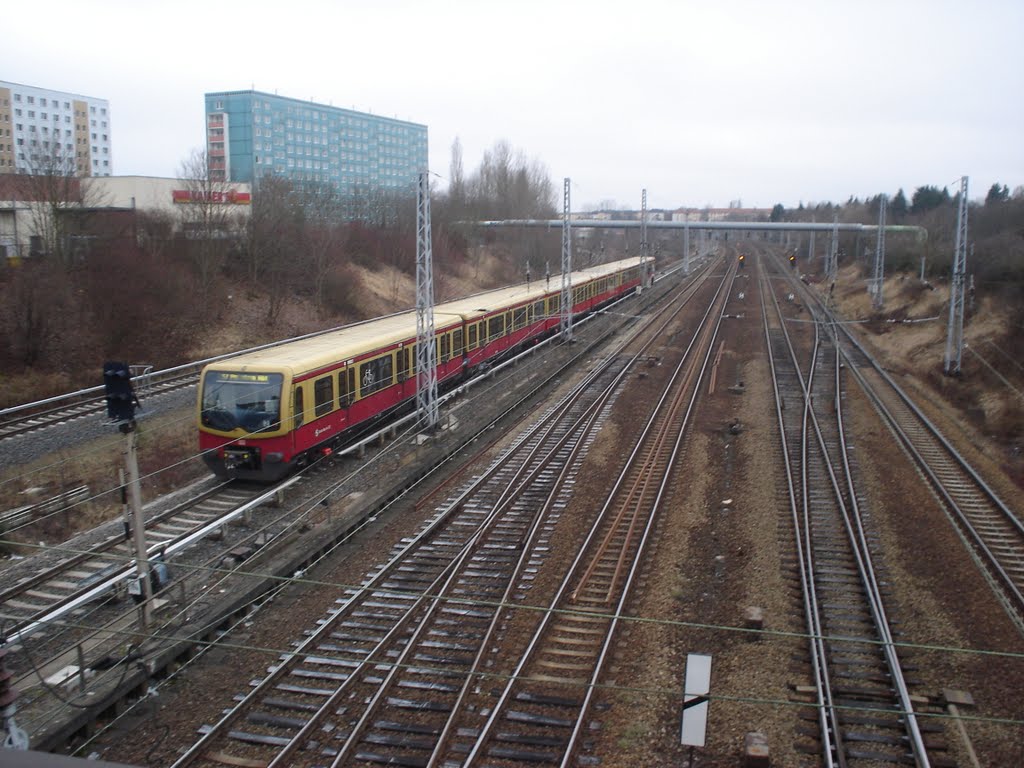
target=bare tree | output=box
[177,148,242,304]
[300,183,345,314]
[247,174,302,323]
[448,137,466,217]
[19,142,109,264]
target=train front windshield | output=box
[201,371,284,433]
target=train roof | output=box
[204,257,645,378]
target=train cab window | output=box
[513,307,526,330]
[293,386,305,428]
[360,354,393,396]
[468,323,478,349]
[440,333,451,362]
[314,376,334,418]
[452,328,463,356]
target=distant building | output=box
[0,80,112,177]
[89,175,251,218]
[204,89,428,195]
[0,175,251,260]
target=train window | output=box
[360,354,393,396]
[533,300,544,320]
[314,376,334,418]
[452,328,463,356]
[440,333,450,362]
[549,295,560,315]
[293,386,305,428]
[487,315,504,342]
[505,311,512,332]
[513,307,526,330]
[468,323,478,349]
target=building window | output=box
[90,106,95,114]
[14,94,21,102]
[15,108,21,116]
[101,107,106,115]
[27,111,34,118]
[63,101,69,109]
[27,96,34,104]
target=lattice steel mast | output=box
[560,178,573,340]
[944,176,969,375]
[683,219,690,274]
[827,215,839,283]
[640,188,649,281]
[415,171,439,428]
[871,195,887,310]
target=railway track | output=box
[438,259,735,768]
[762,262,941,767]
[0,369,199,441]
[169,259,730,767]
[1,482,269,645]
[2,259,711,754]
[775,251,1024,634]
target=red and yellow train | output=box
[198,257,649,481]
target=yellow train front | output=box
[197,257,648,481]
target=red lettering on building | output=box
[171,190,251,205]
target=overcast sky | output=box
[4,0,1022,210]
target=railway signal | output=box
[738,254,746,268]
[102,361,139,423]
[789,253,796,269]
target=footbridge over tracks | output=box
[474,218,928,240]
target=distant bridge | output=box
[475,219,927,239]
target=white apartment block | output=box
[0,80,112,177]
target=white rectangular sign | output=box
[680,653,713,747]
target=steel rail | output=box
[831,338,930,767]
[4,478,298,646]
[760,271,839,767]
[456,259,733,767]
[555,262,735,768]
[766,261,930,766]
[171,271,704,768]
[779,250,1024,619]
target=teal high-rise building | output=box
[204,90,427,196]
